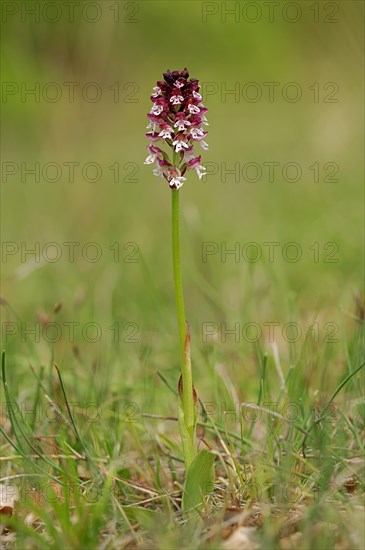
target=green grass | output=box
[1,286,364,549]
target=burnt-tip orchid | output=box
[145,68,208,190]
[146,70,213,484]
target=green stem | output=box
[171,184,196,466]
[171,190,186,363]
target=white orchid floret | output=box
[151,104,163,115]
[153,167,164,178]
[174,119,191,131]
[195,165,207,179]
[146,122,156,133]
[158,126,174,140]
[144,154,156,165]
[170,95,184,105]
[169,176,186,190]
[190,128,205,139]
[192,90,202,100]
[172,138,189,153]
[151,86,161,98]
[188,104,200,114]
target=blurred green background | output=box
[1,1,363,403]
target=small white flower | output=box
[151,104,163,115]
[188,104,200,114]
[169,176,186,190]
[158,127,174,139]
[144,154,156,164]
[201,116,209,126]
[172,139,189,153]
[192,90,202,100]
[190,128,205,139]
[200,140,209,151]
[151,86,161,98]
[174,119,191,131]
[195,165,207,179]
[170,95,184,105]
[153,167,164,178]
[146,122,156,133]
[174,81,184,89]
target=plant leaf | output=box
[182,449,215,514]
[123,506,161,531]
[178,396,196,469]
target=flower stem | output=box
[171,187,196,467]
[171,189,186,363]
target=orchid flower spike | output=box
[145,68,208,190]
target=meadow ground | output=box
[1,1,364,548]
